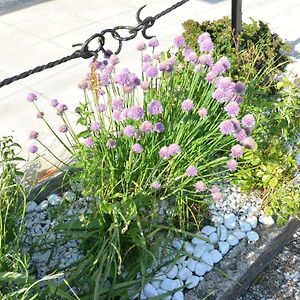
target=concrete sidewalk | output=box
[0,0,299,172]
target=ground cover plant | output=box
[8,32,259,299]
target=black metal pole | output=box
[232,0,242,38]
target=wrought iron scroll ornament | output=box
[0,0,190,88]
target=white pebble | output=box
[143,283,158,298]
[183,241,194,254]
[172,291,184,300]
[227,234,239,246]
[191,233,207,245]
[205,243,214,252]
[26,201,37,212]
[186,258,197,272]
[201,225,216,235]
[185,275,200,289]
[63,190,76,202]
[166,265,178,279]
[160,278,177,292]
[259,215,275,226]
[218,241,230,255]
[201,252,214,271]
[195,262,207,276]
[36,200,48,211]
[246,216,258,229]
[177,267,192,281]
[239,220,252,232]
[208,232,219,244]
[247,206,258,216]
[224,213,236,229]
[247,231,259,242]
[232,229,246,240]
[210,249,223,263]
[172,239,184,250]
[47,194,62,206]
[155,272,167,281]
[218,225,228,241]
[193,245,206,258]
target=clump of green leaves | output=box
[182,17,291,92]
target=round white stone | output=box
[218,241,230,255]
[155,272,167,281]
[157,288,172,299]
[218,225,228,241]
[63,190,76,202]
[247,206,258,216]
[195,262,207,276]
[172,239,184,250]
[191,232,207,245]
[160,278,177,292]
[239,221,252,232]
[232,229,246,240]
[177,266,192,281]
[183,241,194,254]
[210,249,223,263]
[47,194,62,206]
[201,225,217,236]
[186,258,197,272]
[172,291,184,300]
[174,278,184,290]
[259,215,275,226]
[224,213,236,229]
[36,200,48,211]
[247,231,259,242]
[201,252,214,271]
[227,234,239,246]
[26,201,37,212]
[193,245,206,258]
[246,216,258,229]
[166,264,178,279]
[209,232,219,244]
[143,283,158,298]
[205,243,214,252]
[185,275,200,289]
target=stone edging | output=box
[185,218,300,300]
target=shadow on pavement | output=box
[0,0,51,16]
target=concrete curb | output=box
[185,218,300,300]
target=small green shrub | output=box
[182,17,292,91]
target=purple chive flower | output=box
[181,99,194,112]
[137,41,146,51]
[112,110,122,121]
[225,102,240,117]
[27,92,38,102]
[168,143,181,155]
[36,112,44,118]
[123,125,136,137]
[145,65,158,78]
[198,54,214,66]
[187,51,198,63]
[154,122,165,133]
[143,55,152,63]
[212,88,227,103]
[234,128,247,143]
[231,118,240,130]
[242,137,255,149]
[183,46,193,59]
[242,114,256,128]
[159,62,173,72]
[174,35,186,48]
[235,96,244,104]
[58,124,68,133]
[219,120,234,135]
[98,89,105,96]
[227,159,237,172]
[212,192,223,201]
[100,73,110,86]
[112,97,123,110]
[216,77,232,90]
[109,54,119,66]
[29,130,39,140]
[57,104,68,114]
[210,185,220,194]
[132,143,143,153]
[106,139,117,149]
[148,100,163,115]
[96,103,106,113]
[28,144,38,154]
[234,81,245,94]
[128,106,144,120]
[148,37,159,48]
[159,146,170,160]
[205,71,217,83]
[151,181,161,190]
[218,56,231,71]
[140,81,149,90]
[90,121,100,132]
[78,80,88,90]
[50,99,59,107]
[197,32,210,44]
[153,52,162,60]
[85,137,94,147]
[186,165,198,177]
[199,38,214,52]
[198,108,208,118]
[231,144,244,158]
[139,121,153,133]
[195,181,206,192]
[120,108,130,120]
